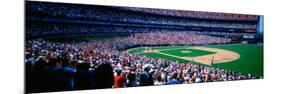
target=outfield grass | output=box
[206,44,263,77]
[128,44,263,77]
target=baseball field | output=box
[128,44,263,77]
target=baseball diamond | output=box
[128,44,263,76]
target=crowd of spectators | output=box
[25,33,260,92]
[26,23,155,37]
[124,32,231,45]
[26,1,258,30]
[26,21,255,38]
[191,31,255,36]
[117,7,258,21]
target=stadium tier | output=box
[26,1,258,38]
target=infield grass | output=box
[159,48,216,57]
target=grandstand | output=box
[26,2,258,40]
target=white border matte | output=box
[1,0,281,94]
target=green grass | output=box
[159,48,216,57]
[144,53,190,63]
[206,44,263,77]
[153,46,187,50]
[128,48,146,54]
[129,44,263,77]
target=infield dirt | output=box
[152,47,240,65]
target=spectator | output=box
[139,64,154,86]
[167,72,181,85]
[113,69,126,88]
[94,63,114,89]
[74,62,95,89]
[126,71,137,87]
